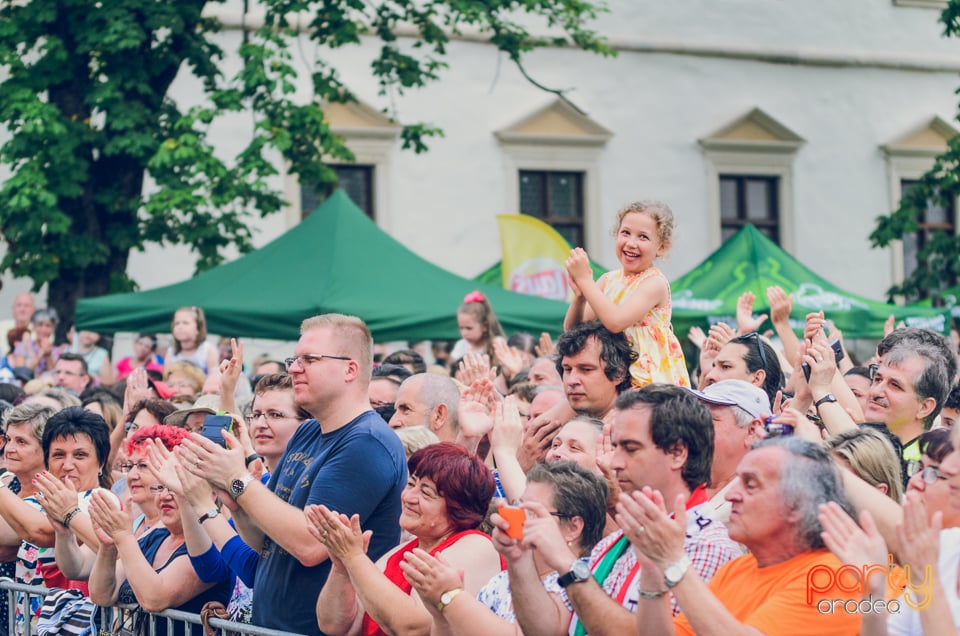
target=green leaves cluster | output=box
[870,0,960,302]
[0,0,610,327]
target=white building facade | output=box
[4,0,960,315]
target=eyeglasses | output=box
[549,512,573,520]
[921,465,947,484]
[740,332,768,371]
[868,363,880,381]
[148,484,170,494]
[250,411,297,423]
[284,353,352,369]
[119,463,134,473]
[125,421,139,433]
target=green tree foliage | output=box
[0,0,612,335]
[870,1,960,302]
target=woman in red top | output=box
[311,442,503,636]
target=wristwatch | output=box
[814,394,838,409]
[557,559,592,588]
[198,508,220,524]
[230,473,255,499]
[436,588,463,613]
[663,554,692,589]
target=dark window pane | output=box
[519,170,585,246]
[902,232,918,281]
[301,165,375,219]
[719,178,739,220]
[899,179,956,294]
[335,166,374,217]
[301,184,325,218]
[519,172,546,219]
[548,173,581,219]
[746,179,773,220]
[718,174,780,245]
[555,225,582,248]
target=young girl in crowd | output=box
[115,334,164,381]
[450,291,506,363]
[163,307,218,376]
[564,200,689,388]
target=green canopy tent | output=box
[669,225,950,339]
[75,191,568,342]
[915,285,960,319]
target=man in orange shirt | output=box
[619,437,862,635]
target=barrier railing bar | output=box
[0,580,305,636]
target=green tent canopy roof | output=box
[75,190,568,342]
[669,225,949,339]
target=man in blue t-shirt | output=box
[190,314,407,635]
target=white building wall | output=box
[2,0,960,317]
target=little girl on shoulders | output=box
[564,201,689,388]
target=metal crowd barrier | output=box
[0,579,304,636]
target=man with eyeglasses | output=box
[53,353,90,395]
[185,314,406,636]
[861,327,956,476]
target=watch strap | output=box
[436,588,463,613]
[638,588,667,600]
[814,394,838,409]
[557,560,591,588]
[62,507,83,529]
[664,554,692,589]
[231,473,255,499]
[198,508,220,525]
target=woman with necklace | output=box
[312,442,503,636]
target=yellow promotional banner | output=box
[497,214,573,302]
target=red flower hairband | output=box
[464,291,486,303]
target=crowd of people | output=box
[0,200,956,635]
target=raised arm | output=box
[179,432,325,564]
[489,398,527,504]
[567,248,665,333]
[0,486,54,548]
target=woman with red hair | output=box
[311,442,503,636]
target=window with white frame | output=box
[284,100,399,228]
[496,98,611,252]
[882,116,959,291]
[700,108,803,251]
[301,165,375,219]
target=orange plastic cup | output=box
[498,504,526,540]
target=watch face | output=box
[665,556,690,586]
[440,592,454,604]
[571,560,591,581]
[231,479,246,497]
